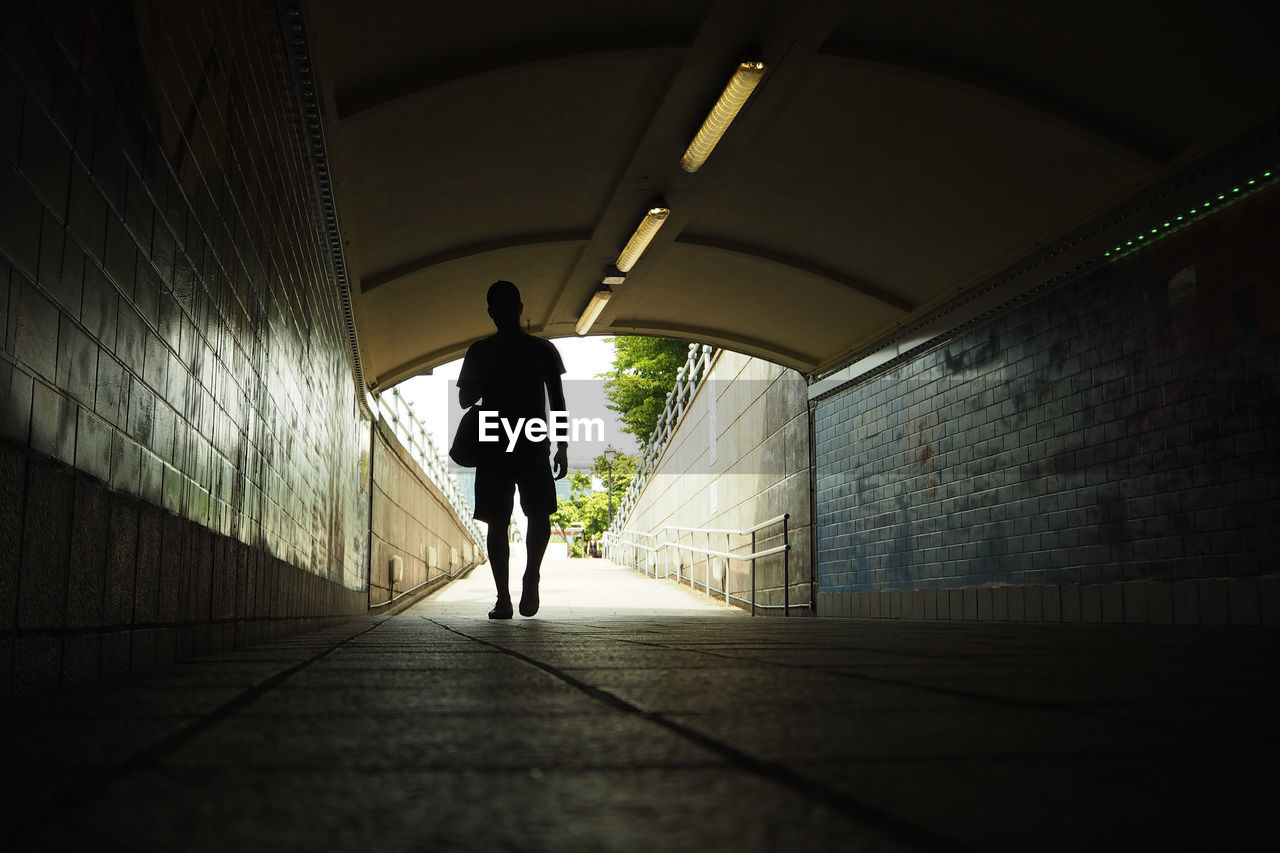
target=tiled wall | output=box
[1,0,370,690]
[622,350,812,612]
[814,185,1280,623]
[369,421,479,608]
[1,439,367,693]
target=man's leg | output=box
[474,465,516,619]
[515,455,557,617]
[487,516,513,618]
[520,514,550,616]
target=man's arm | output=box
[547,371,568,480]
[458,381,481,409]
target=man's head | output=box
[487,280,522,330]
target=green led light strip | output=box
[1103,168,1276,260]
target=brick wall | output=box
[0,0,370,692]
[814,184,1280,623]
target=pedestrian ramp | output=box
[410,553,745,620]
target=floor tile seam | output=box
[597,637,1253,744]
[576,635,796,672]
[813,670,1270,745]
[792,750,1273,768]
[651,641,1087,710]
[336,642,503,646]
[281,671,555,676]
[145,659,313,665]
[152,760,736,773]
[660,705,1255,745]
[126,764,797,778]
[6,621,385,843]
[14,760,733,773]
[0,712,205,721]
[35,746,1234,773]
[231,706,629,712]
[18,682,308,691]
[673,645,1270,748]
[604,635,980,663]
[596,637,1019,704]
[272,680,581,687]
[300,666,530,673]
[325,650,504,654]
[428,619,975,853]
[268,685,579,692]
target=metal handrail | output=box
[611,531,661,554]
[604,514,807,616]
[674,543,791,561]
[369,558,480,610]
[662,514,790,537]
[376,389,487,560]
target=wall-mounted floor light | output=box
[575,286,613,335]
[681,60,766,173]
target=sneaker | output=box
[519,586,539,617]
[489,599,513,619]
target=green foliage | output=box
[550,500,580,542]
[588,452,636,495]
[576,491,612,537]
[554,451,638,542]
[600,336,687,447]
[568,470,593,498]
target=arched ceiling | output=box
[304,0,1280,391]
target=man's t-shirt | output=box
[457,330,565,464]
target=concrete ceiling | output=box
[305,0,1280,391]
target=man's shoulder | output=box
[516,331,563,362]
[524,331,560,353]
[464,333,512,361]
[469,333,502,350]
[510,330,548,343]
[504,331,561,358]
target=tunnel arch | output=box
[306,0,1278,397]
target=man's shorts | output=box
[472,451,557,523]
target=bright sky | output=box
[393,335,640,469]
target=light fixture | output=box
[1103,166,1277,263]
[615,206,669,273]
[575,286,613,335]
[681,60,766,173]
[602,266,626,286]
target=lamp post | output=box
[603,446,617,530]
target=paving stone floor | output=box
[3,555,1279,851]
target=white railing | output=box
[606,342,716,537]
[377,388,487,559]
[603,514,807,615]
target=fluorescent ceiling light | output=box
[681,60,766,173]
[615,206,669,273]
[575,286,613,335]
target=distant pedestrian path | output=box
[412,552,744,620]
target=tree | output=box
[553,451,638,548]
[600,336,688,447]
[589,451,636,503]
[550,500,580,543]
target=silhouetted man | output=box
[458,281,568,618]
